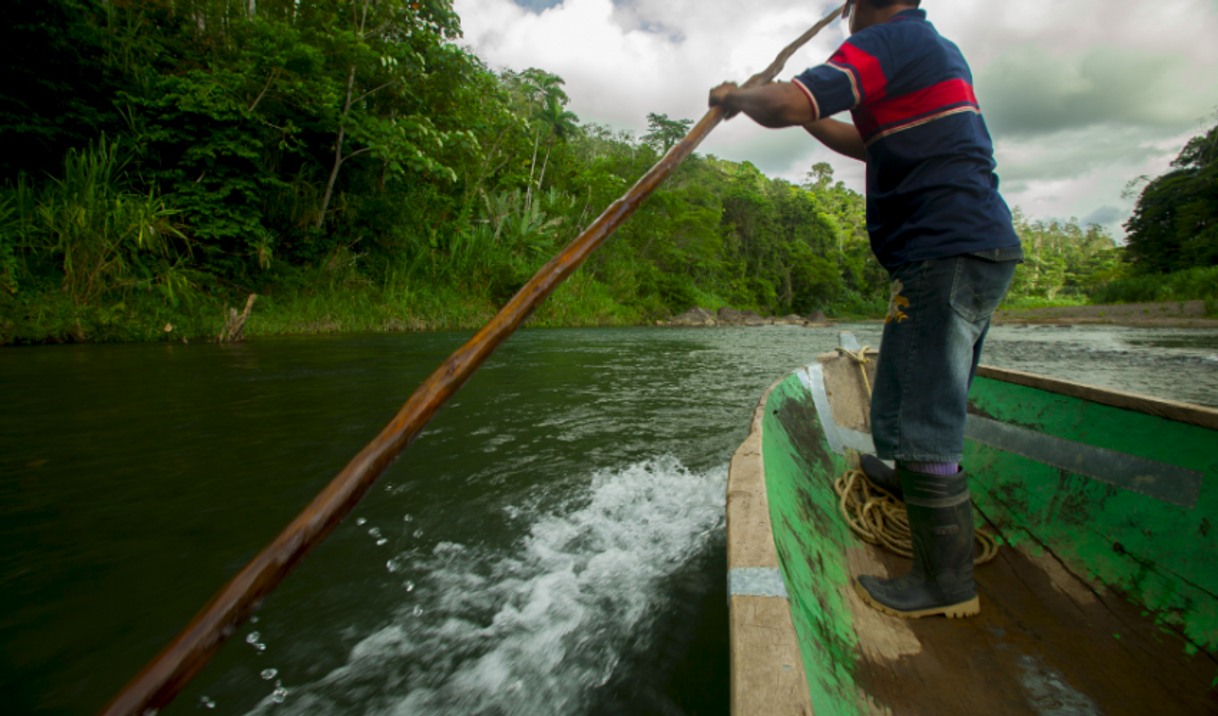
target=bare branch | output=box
[352,79,398,106]
[247,68,280,113]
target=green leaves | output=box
[1125,121,1218,274]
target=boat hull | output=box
[728,349,1218,715]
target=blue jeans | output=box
[870,249,1020,463]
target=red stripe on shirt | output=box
[853,78,978,139]
[830,43,887,104]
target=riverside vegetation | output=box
[1,0,1215,345]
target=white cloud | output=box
[455,0,1218,237]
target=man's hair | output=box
[866,0,921,7]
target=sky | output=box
[452,0,1218,239]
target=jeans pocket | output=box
[949,256,1016,323]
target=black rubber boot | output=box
[859,454,902,501]
[855,467,980,619]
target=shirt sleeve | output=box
[792,31,892,120]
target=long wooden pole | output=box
[98,8,843,715]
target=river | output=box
[3,324,1216,716]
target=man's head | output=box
[844,0,921,34]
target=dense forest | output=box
[0,0,1212,344]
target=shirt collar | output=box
[887,8,927,24]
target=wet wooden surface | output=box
[727,377,815,716]
[849,512,1218,716]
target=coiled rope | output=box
[831,346,999,565]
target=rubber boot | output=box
[855,466,980,619]
[859,454,902,501]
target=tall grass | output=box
[1089,266,1218,305]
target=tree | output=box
[642,113,694,154]
[1124,119,1218,274]
[531,95,581,206]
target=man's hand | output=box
[706,81,814,129]
[708,82,742,119]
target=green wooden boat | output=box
[726,332,1218,716]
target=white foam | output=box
[246,456,726,716]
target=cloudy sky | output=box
[453,0,1218,238]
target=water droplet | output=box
[250,616,260,623]
[260,668,278,681]
[368,527,382,538]
[412,606,424,617]
[402,514,414,522]
[271,685,288,704]
[254,642,266,652]
[246,631,261,644]
[405,581,414,592]
[386,559,400,573]
[376,538,388,546]
[200,696,216,710]
[412,529,424,538]
[355,517,367,526]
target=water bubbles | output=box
[386,559,401,573]
[405,580,414,592]
[199,696,216,710]
[402,514,414,523]
[368,527,382,538]
[246,632,261,644]
[412,606,424,617]
[260,668,278,681]
[356,517,367,526]
[376,538,388,546]
[270,681,288,704]
[413,529,424,539]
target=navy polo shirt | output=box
[793,9,1020,268]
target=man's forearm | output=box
[803,118,867,161]
[713,82,815,129]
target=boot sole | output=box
[854,580,980,619]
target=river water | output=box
[3,324,1216,716]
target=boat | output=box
[726,331,1218,715]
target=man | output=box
[709,0,1022,619]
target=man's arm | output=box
[709,82,867,162]
[708,82,815,128]
[803,118,867,162]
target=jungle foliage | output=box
[1123,121,1218,276]
[0,0,1197,344]
[0,0,888,342]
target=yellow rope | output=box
[831,346,999,565]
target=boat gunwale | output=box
[728,360,1218,714]
[976,364,1218,430]
[725,372,814,716]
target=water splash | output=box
[243,457,725,716]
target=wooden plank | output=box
[727,375,815,716]
[976,364,1218,430]
[730,596,815,716]
[847,512,1218,716]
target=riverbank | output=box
[993,300,1218,329]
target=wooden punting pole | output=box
[97,6,844,715]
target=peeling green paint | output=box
[755,368,1217,711]
[762,373,864,716]
[967,375,1218,653]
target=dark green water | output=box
[2,324,1216,716]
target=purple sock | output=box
[902,461,959,476]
